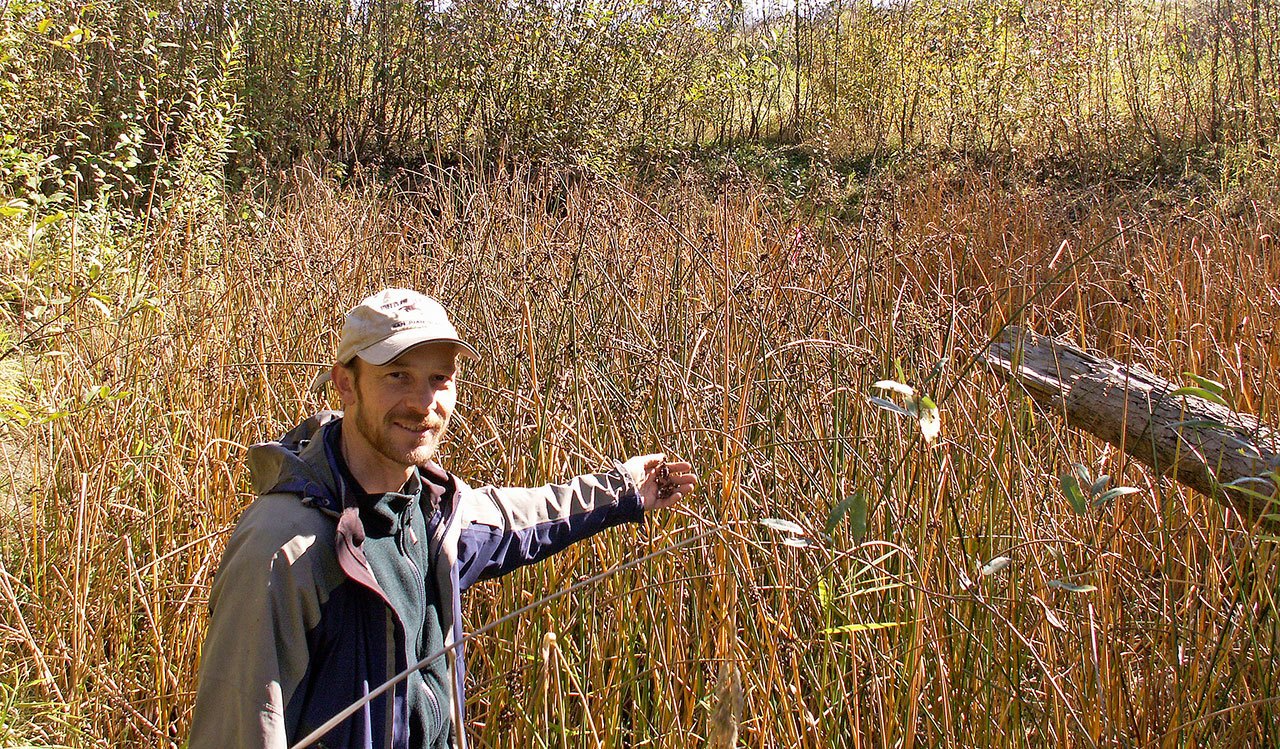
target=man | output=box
[190,288,696,749]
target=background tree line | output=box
[3,0,1278,203]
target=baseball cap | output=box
[311,288,479,392]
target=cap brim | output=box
[355,331,480,366]
[311,336,479,395]
[309,369,333,394]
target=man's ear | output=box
[331,362,357,406]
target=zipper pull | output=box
[408,525,419,545]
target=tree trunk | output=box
[983,327,1280,527]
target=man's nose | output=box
[404,385,440,414]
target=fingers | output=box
[622,454,698,509]
[664,469,696,487]
[660,461,694,476]
[659,462,696,486]
[648,459,697,510]
[624,455,693,474]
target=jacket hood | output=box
[246,410,348,514]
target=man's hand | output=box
[621,454,697,510]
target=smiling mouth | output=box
[393,417,444,437]
[395,423,435,435]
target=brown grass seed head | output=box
[656,460,676,501]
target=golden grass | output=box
[2,160,1279,747]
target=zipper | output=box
[402,505,425,588]
[421,471,465,748]
[423,676,443,737]
[402,501,448,743]
[427,478,454,573]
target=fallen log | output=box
[983,326,1280,527]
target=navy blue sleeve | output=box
[454,481,644,589]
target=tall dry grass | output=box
[2,161,1279,747]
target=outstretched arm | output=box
[454,454,697,588]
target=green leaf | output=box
[868,395,910,417]
[848,491,867,540]
[980,556,1012,576]
[1061,473,1088,515]
[847,581,905,598]
[1033,594,1067,630]
[36,211,66,229]
[821,621,904,635]
[1048,579,1097,593]
[825,493,867,537]
[915,394,941,443]
[1168,386,1230,408]
[0,199,30,217]
[85,296,113,319]
[1182,372,1226,396]
[760,518,805,535]
[871,379,914,397]
[1093,486,1140,507]
[1223,475,1275,490]
[825,497,853,535]
[816,577,832,614]
[1090,474,1110,497]
[1221,478,1279,503]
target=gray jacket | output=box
[190,411,645,748]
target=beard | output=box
[351,404,449,468]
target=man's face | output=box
[334,342,459,474]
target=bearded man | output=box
[190,288,696,749]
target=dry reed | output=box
[1,161,1279,747]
